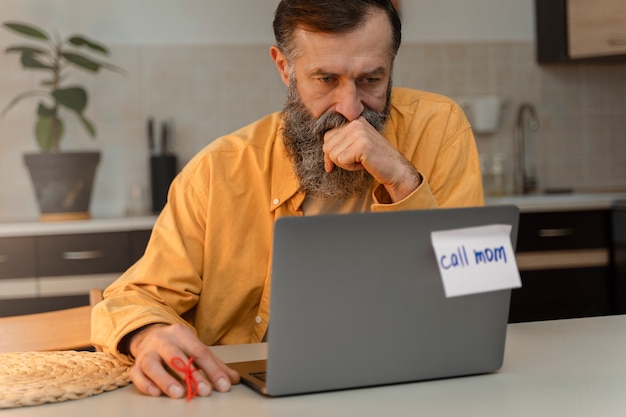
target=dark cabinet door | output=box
[516,210,611,252]
[510,210,612,322]
[0,237,36,279]
[510,266,611,322]
[130,230,152,263]
[535,0,569,63]
[36,233,132,276]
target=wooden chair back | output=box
[0,289,103,353]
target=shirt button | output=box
[255,316,263,324]
[273,198,280,205]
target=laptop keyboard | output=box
[251,371,267,382]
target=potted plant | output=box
[1,21,123,221]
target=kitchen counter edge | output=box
[486,192,626,212]
[0,215,158,238]
[2,193,626,237]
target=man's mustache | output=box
[313,112,349,139]
[313,107,388,140]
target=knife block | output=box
[150,155,177,213]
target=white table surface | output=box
[4,314,626,417]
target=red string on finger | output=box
[170,356,199,401]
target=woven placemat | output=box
[0,351,131,409]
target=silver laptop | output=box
[229,205,520,396]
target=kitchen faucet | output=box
[513,103,540,195]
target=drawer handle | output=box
[538,228,573,238]
[0,255,8,263]
[62,250,104,260]
[607,36,626,46]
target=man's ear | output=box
[270,45,290,87]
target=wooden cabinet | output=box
[568,0,626,59]
[535,0,626,63]
[509,210,613,322]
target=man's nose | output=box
[333,82,364,122]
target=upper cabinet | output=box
[568,0,626,59]
[535,0,626,63]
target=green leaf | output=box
[101,61,126,75]
[52,87,88,113]
[79,114,97,138]
[36,102,56,117]
[3,22,49,41]
[68,35,109,55]
[21,52,53,70]
[61,52,102,72]
[5,45,48,55]
[35,115,64,152]
[62,52,125,75]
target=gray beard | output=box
[281,83,391,200]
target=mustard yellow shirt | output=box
[91,88,484,362]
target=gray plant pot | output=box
[23,152,101,221]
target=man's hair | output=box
[273,0,402,60]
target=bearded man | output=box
[91,0,483,399]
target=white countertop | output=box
[1,192,625,237]
[486,192,626,212]
[7,314,626,417]
[0,215,157,238]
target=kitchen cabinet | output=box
[509,209,613,322]
[36,233,134,277]
[612,201,626,314]
[535,0,626,63]
[567,0,626,59]
[0,219,153,316]
[0,237,36,279]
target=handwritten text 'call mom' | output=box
[439,245,508,270]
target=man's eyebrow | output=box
[308,66,388,77]
[361,67,387,77]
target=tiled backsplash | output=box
[1,42,625,220]
[394,42,626,196]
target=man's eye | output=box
[360,77,381,84]
[319,76,336,83]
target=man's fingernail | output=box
[216,377,231,392]
[198,382,211,396]
[168,384,184,398]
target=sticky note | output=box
[431,224,521,298]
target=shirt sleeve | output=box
[91,165,207,361]
[371,95,484,211]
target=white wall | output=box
[401,0,534,42]
[2,0,535,45]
